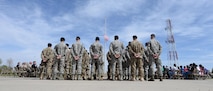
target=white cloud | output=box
[119,22,153,42]
[175,27,205,38]
[75,0,144,18]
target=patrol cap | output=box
[114,35,119,40]
[95,37,100,41]
[66,43,69,47]
[76,36,80,40]
[145,42,150,46]
[48,43,52,47]
[60,37,65,41]
[133,35,137,39]
[151,34,155,37]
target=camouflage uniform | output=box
[129,38,145,81]
[149,34,163,81]
[99,56,104,79]
[122,48,131,80]
[15,63,21,77]
[53,41,67,80]
[64,48,72,80]
[109,36,124,80]
[107,51,112,80]
[143,42,150,80]
[82,49,90,80]
[143,42,150,81]
[90,40,103,80]
[40,46,55,79]
[20,62,28,77]
[71,39,84,80]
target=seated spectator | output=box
[16,62,21,70]
[173,64,178,75]
[184,66,189,79]
[21,62,28,70]
[180,65,184,76]
[31,61,38,72]
[163,66,169,78]
[199,64,204,75]
[204,67,209,75]
[32,61,37,69]
[28,62,33,67]
[168,66,174,79]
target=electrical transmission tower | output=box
[165,19,178,66]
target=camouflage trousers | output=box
[90,59,103,80]
[64,59,72,79]
[122,60,131,80]
[40,59,53,79]
[82,64,89,80]
[131,58,144,80]
[111,56,123,80]
[149,57,163,77]
[143,58,149,80]
[52,57,65,79]
[107,61,112,80]
[71,57,82,80]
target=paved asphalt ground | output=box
[0,77,212,91]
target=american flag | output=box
[104,34,109,41]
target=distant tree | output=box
[1,65,8,69]
[7,58,13,68]
[0,58,2,65]
[0,65,8,73]
[0,58,2,73]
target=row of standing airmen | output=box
[40,34,163,81]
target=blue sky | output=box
[0,0,213,70]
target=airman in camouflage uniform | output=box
[71,36,84,80]
[90,37,103,80]
[148,34,163,81]
[107,51,112,80]
[64,44,72,80]
[129,35,145,81]
[82,49,90,80]
[20,62,28,77]
[122,47,131,80]
[53,37,68,80]
[109,35,124,80]
[143,42,150,81]
[40,43,55,80]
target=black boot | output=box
[52,73,56,80]
[71,74,75,80]
[58,73,64,80]
[148,76,155,81]
[160,76,163,81]
[107,75,110,80]
[77,74,81,80]
[130,75,135,81]
[112,74,115,81]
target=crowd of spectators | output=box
[162,63,210,79]
[15,61,38,77]
[13,61,212,80]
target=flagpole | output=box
[104,17,106,72]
